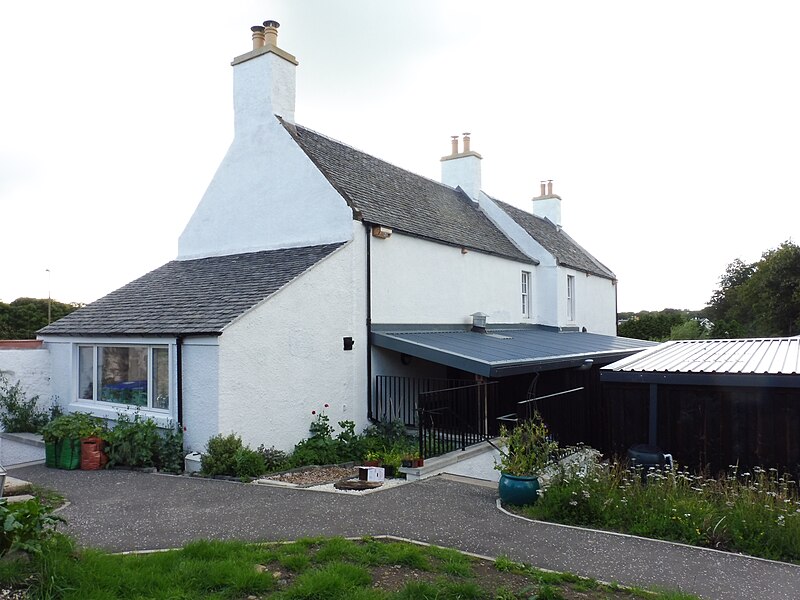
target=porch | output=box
[370,325,655,460]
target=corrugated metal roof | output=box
[372,326,655,377]
[603,337,800,375]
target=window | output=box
[566,275,576,322]
[521,271,531,318]
[77,345,170,411]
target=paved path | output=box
[0,432,45,466]
[11,464,800,600]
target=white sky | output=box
[1,1,798,312]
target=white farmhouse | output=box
[37,22,651,453]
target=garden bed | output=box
[255,464,410,495]
[512,460,800,565]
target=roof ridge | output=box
[281,119,533,264]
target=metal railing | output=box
[372,376,474,426]
[418,381,499,459]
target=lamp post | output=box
[46,268,51,324]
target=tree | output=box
[669,319,706,340]
[0,298,81,340]
[618,309,700,342]
[707,241,800,338]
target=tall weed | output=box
[0,375,50,433]
[524,460,800,563]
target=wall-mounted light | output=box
[372,226,392,239]
[343,337,355,351]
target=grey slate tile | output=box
[282,121,533,264]
[39,243,344,337]
[494,199,616,279]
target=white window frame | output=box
[75,343,172,413]
[566,274,576,322]
[521,271,531,318]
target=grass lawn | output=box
[1,536,697,599]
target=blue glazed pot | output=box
[498,473,541,506]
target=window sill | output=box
[68,401,174,428]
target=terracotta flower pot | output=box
[80,436,109,471]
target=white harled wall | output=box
[216,229,367,451]
[558,268,617,335]
[370,233,535,325]
[178,115,354,260]
[182,337,221,451]
[0,347,52,413]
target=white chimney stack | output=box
[231,20,299,130]
[532,179,562,227]
[440,132,482,202]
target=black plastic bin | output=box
[627,444,673,482]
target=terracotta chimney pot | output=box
[450,135,459,155]
[263,20,280,46]
[463,132,471,153]
[251,25,266,50]
[547,179,553,195]
[540,181,546,196]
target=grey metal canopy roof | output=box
[601,337,800,388]
[38,243,344,337]
[372,325,655,377]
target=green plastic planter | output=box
[45,442,58,468]
[56,438,81,470]
[498,473,541,506]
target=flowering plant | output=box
[495,412,558,477]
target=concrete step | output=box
[2,475,33,497]
[1,494,36,504]
[0,432,46,448]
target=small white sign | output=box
[358,466,385,482]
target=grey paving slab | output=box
[0,433,45,467]
[10,464,800,600]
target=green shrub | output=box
[101,414,184,471]
[289,408,382,468]
[257,444,289,473]
[234,447,266,478]
[0,375,50,433]
[495,412,559,477]
[155,424,184,474]
[0,499,65,557]
[40,412,107,443]
[105,413,159,468]
[202,433,245,476]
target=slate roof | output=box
[494,199,616,280]
[38,243,344,337]
[281,121,532,264]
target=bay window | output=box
[77,345,170,411]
